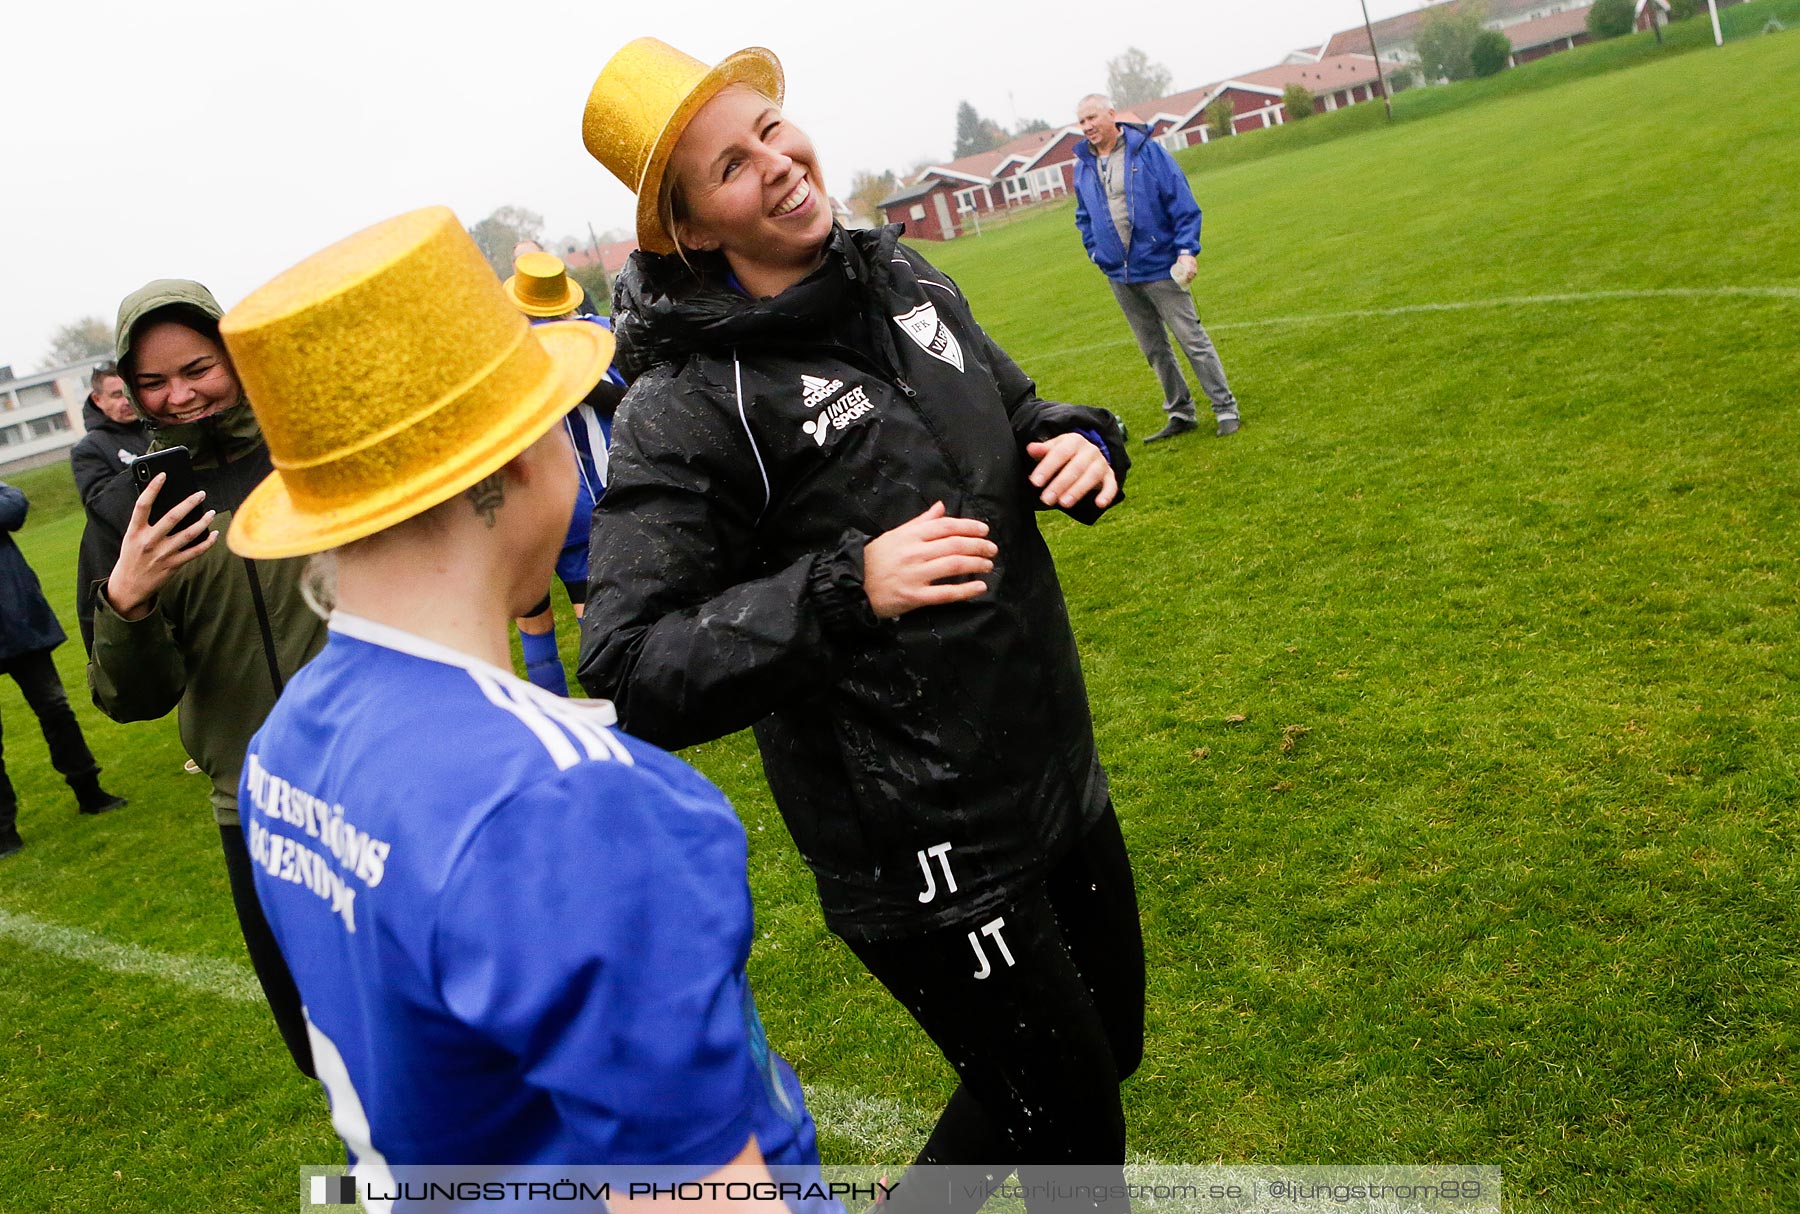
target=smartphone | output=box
[130,446,207,537]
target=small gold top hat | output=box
[221,206,613,560]
[582,37,784,255]
[504,251,585,318]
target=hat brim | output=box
[503,273,587,318]
[632,47,784,255]
[226,321,613,560]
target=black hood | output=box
[81,397,149,439]
[610,224,905,381]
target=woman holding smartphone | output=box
[76,280,325,1077]
[578,39,1144,1208]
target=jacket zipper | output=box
[1122,141,1136,274]
[848,256,920,400]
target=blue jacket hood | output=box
[1072,121,1153,165]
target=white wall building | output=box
[0,357,106,473]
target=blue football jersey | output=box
[563,314,622,504]
[241,615,823,1194]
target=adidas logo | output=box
[801,374,844,410]
[801,384,875,446]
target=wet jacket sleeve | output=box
[80,500,187,721]
[1151,142,1203,256]
[577,371,884,751]
[0,483,24,532]
[982,329,1131,526]
[1073,164,1098,263]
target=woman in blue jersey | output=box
[222,206,833,1210]
[501,249,625,695]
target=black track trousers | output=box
[847,807,1145,1213]
[219,823,315,1078]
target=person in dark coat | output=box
[0,480,125,857]
[70,362,153,643]
[69,362,152,506]
[579,39,1143,1208]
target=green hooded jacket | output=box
[79,280,326,825]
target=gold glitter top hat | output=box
[582,37,783,254]
[504,251,585,318]
[221,206,613,560]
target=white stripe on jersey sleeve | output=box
[471,670,583,771]
[534,696,636,767]
[328,613,632,771]
[580,405,610,493]
[471,671,636,770]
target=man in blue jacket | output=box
[1074,93,1242,441]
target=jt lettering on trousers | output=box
[968,916,1014,980]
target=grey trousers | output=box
[1109,277,1238,422]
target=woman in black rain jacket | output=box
[579,40,1145,1201]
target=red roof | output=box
[912,49,1387,188]
[1504,7,1594,49]
[919,126,1076,186]
[564,239,638,277]
[1321,0,1556,56]
[1133,84,1224,124]
[1232,54,1385,95]
[1129,52,1381,125]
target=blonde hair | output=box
[301,492,464,618]
[299,552,338,619]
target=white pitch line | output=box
[0,905,266,1003]
[0,904,932,1154]
[1020,284,1800,365]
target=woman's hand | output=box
[862,501,997,619]
[106,473,218,621]
[1026,433,1118,511]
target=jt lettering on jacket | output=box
[916,841,959,904]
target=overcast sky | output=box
[1,0,1426,371]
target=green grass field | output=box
[4,23,1798,1214]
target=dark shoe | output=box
[0,830,21,859]
[72,773,127,815]
[1144,416,1198,444]
[1217,417,1240,437]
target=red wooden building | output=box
[877,56,1389,241]
[1136,54,1389,149]
[879,126,1084,240]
